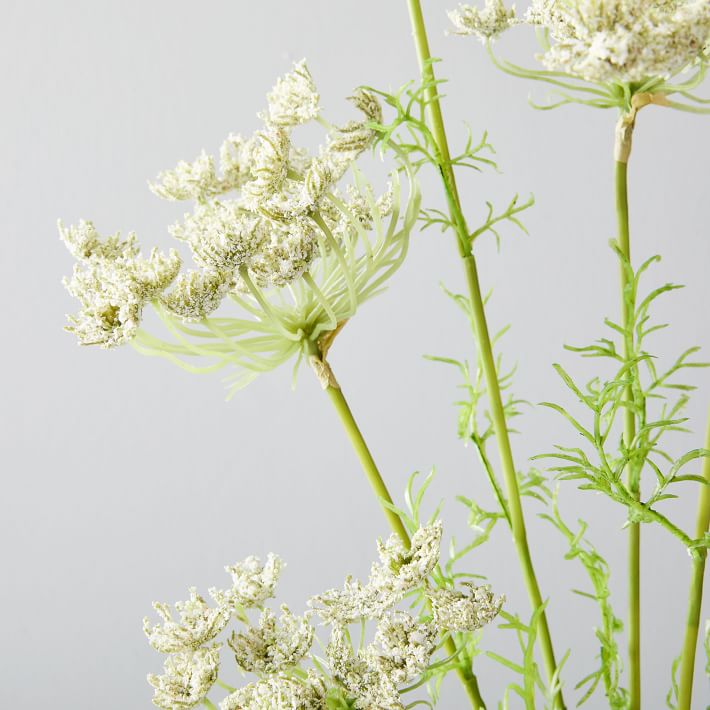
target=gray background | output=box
[1,1,709,707]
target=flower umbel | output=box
[147,645,220,710]
[144,523,501,709]
[449,1,710,112]
[429,582,504,632]
[210,554,284,609]
[143,588,231,654]
[228,605,314,674]
[448,1,517,42]
[61,60,420,396]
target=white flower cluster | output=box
[220,673,327,710]
[59,220,181,347]
[148,646,221,710]
[450,1,710,84]
[144,524,502,710]
[228,605,314,674]
[145,555,284,709]
[326,617,436,710]
[210,554,284,608]
[429,582,504,632]
[448,1,518,41]
[526,0,710,83]
[62,59,386,345]
[150,60,382,311]
[309,522,442,624]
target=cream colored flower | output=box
[525,0,710,83]
[144,588,231,654]
[448,1,518,41]
[147,645,220,709]
[266,59,321,127]
[429,582,504,632]
[228,605,314,674]
[210,554,284,609]
[220,673,326,710]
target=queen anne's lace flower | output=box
[151,152,220,202]
[526,0,710,83]
[326,625,403,710]
[171,202,264,272]
[62,58,412,393]
[241,126,292,209]
[309,575,385,625]
[228,605,314,674]
[448,1,518,41]
[210,554,284,609]
[143,525,502,710]
[265,59,321,127]
[309,523,443,626]
[369,522,443,602]
[220,673,326,710]
[246,219,318,288]
[428,582,504,632]
[160,269,233,322]
[60,220,181,348]
[144,588,231,654]
[369,611,437,685]
[148,645,220,709]
[451,1,710,84]
[219,133,255,192]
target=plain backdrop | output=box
[1,1,709,707]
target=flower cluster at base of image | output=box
[144,523,503,710]
[60,60,420,394]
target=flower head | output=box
[448,1,518,41]
[526,0,710,83]
[60,220,180,348]
[147,645,220,710]
[160,269,234,322]
[450,1,710,112]
[150,152,220,202]
[265,59,321,127]
[210,554,284,609]
[62,60,419,398]
[428,583,504,632]
[228,605,314,674]
[369,521,442,601]
[220,673,326,710]
[369,611,437,685]
[144,588,231,654]
[309,575,385,626]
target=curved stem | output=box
[304,339,486,709]
[405,1,565,706]
[615,136,640,709]
[677,405,710,710]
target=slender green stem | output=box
[304,339,486,709]
[615,146,641,710]
[677,406,710,710]
[405,1,565,705]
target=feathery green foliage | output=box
[365,60,532,253]
[536,249,709,552]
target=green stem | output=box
[616,142,641,709]
[304,339,486,709]
[405,1,565,706]
[677,406,710,710]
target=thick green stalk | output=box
[615,119,640,708]
[305,340,486,709]
[677,406,710,710]
[405,1,565,705]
